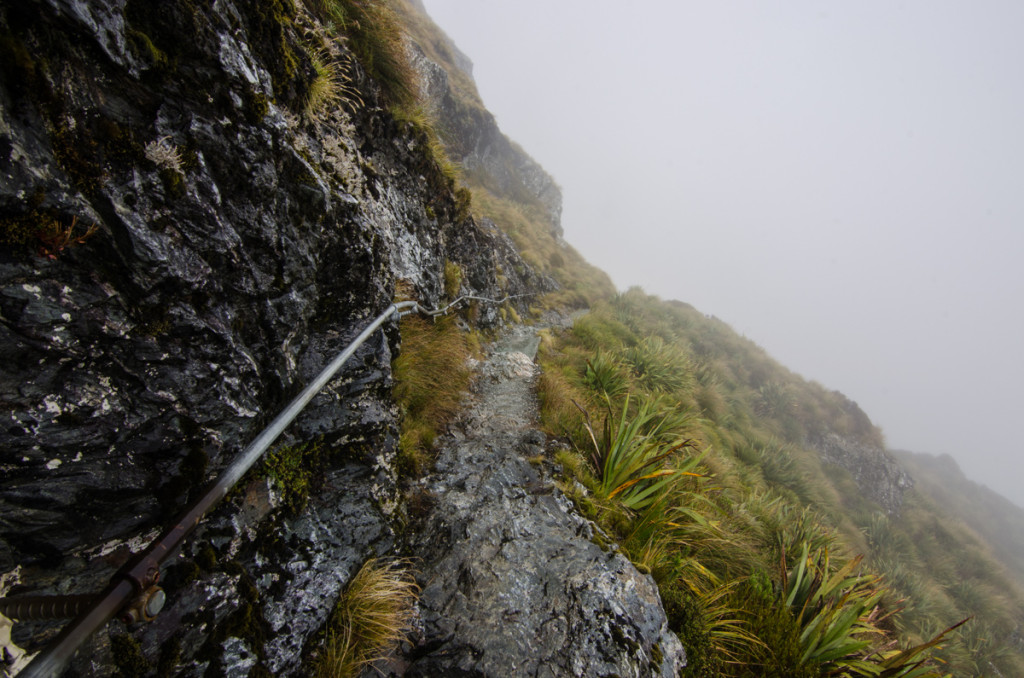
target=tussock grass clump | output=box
[443,259,462,299]
[304,47,362,117]
[313,558,419,677]
[313,0,417,109]
[392,315,471,475]
[622,336,694,394]
[536,338,589,440]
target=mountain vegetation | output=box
[387,2,1024,676]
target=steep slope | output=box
[532,289,1024,675]
[896,450,1024,590]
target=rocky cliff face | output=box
[809,433,913,515]
[407,30,563,237]
[0,0,548,673]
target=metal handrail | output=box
[7,292,528,677]
[399,292,534,319]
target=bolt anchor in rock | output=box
[120,586,166,625]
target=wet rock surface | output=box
[397,325,686,677]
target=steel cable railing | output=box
[2,292,529,678]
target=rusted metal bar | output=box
[0,595,96,622]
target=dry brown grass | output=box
[313,558,419,678]
[392,315,471,475]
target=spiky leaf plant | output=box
[584,351,629,399]
[783,544,885,671]
[777,543,959,678]
[576,393,703,511]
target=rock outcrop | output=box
[809,433,913,515]
[407,31,563,237]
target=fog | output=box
[422,1,1024,507]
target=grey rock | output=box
[409,43,564,237]
[809,432,914,515]
[0,1,549,673]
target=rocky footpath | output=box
[394,325,686,676]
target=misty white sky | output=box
[422,1,1024,507]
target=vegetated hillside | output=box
[532,290,1024,675]
[896,450,1024,584]
[395,5,1024,675]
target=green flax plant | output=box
[777,543,959,678]
[782,544,886,673]
[583,351,629,400]
[576,393,703,512]
[620,470,722,583]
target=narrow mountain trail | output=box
[391,321,686,677]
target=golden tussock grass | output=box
[392,315,471,475]
[313,558,419,678]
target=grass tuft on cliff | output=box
[305,0,417,109]
[313,558,418,677]
[391,314,472,476]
